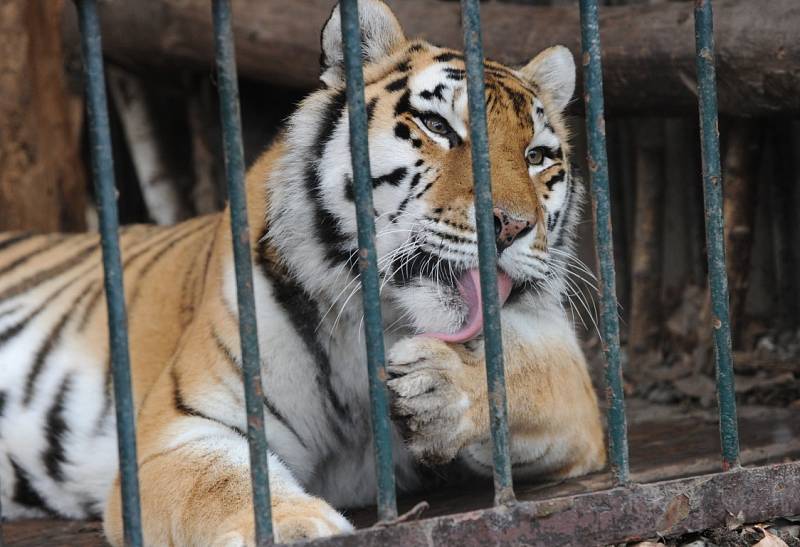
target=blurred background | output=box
[0,0,797,416]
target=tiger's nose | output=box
[493,207,533,252]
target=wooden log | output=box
[628,118,665,363]
[793,122,800,324]
[607,120,631,319]
[0,0,86,233]
[108,68,191,225]
[663,118,698,290]
[186,76,224,215]
[677,118,707,288]
[769,122,798,330]
[61,0,800,115]
[722,120,763,346]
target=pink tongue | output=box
[429,269,513,343]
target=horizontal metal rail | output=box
[295,461,800,547]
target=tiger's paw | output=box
[273,496,354,544]
[214,496,353,546]
[387,336,475,465]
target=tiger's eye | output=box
[526,147,545,166]
[424,117,449,135]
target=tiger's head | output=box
[267,0,583,341]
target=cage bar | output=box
[693,0,740,470]
[578,0,630,485]
[460,0,515,506]
[338,0,398,523]
[75,0,143,544]
[210,0,274,542]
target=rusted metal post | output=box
[693,0,740,470]
[579,0,630,485]
[338,0,398,523]
[211,0,274,543]
[460,0,515,506]
[75,0,143,544]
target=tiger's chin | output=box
[387,268,516,344]
[389,282,468,337]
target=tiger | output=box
[0,0,605,544]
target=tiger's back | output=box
[0,214,219,519]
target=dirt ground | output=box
[579,283,800,547]
[621,515,800,547]
[581,283,800,420]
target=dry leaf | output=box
[774,525,800,539]
[753,528,789,547]
[726,509,745,530]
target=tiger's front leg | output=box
[387,309,606,479]
[387,336,485,465]
[105,441,351,546]
[102,366,352,546]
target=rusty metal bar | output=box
[460,0,515,506]
[75,0,143,544]
[579,0,630,485]
[338,0,398,522]
[211,0,273,543]
[693,0,740,471]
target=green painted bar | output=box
[75,0,143,544]
[338,0,399,522]
[579,0,630,485]
[211,0,274,542]
[460,0,515,506]
[693,0,740,470]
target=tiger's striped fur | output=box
[0,1,604,544]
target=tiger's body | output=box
[0,1,605,544]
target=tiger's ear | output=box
[320,0,406,87]
[519,45,576,112]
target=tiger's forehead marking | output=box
[367,44,537,111]
[530,98,560,150]
[363,42,567,160]
[371,45,540,133]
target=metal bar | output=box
[579,0,630,485]
[693,0,740,470]
[210,0,274,542]
[460,0,515,506]
[338,0,398,522]
[295,460,800,547]
[75,1,143,544]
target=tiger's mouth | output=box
[426,268,513,343]
[388,247,515,343]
